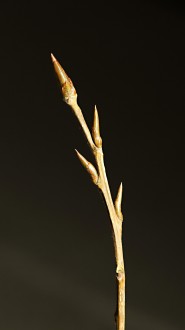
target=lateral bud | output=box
[92,105,102,148]
[75,150,99,184]
[51,53,77,105]
[115,182,123,221]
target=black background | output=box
[0,1,185,329]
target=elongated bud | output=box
[51,53,77,105]
[75,150,99,184]
[115,182,123,221]
[92,105,102,147]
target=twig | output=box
[51,53,126,330]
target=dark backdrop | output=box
[0,1,184,329]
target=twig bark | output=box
[51,53,126,330]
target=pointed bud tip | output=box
[75,149,84,161]
[118,182,123,197]
[51,55,77,104]
[94,105,98,116]
[115,182,123,220]
[51,53,57,63]
[51,54,68,87]
[93,105,102,147]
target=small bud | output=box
[51,53,77,105]
[115,182,123,221]
[75,150,99,184]
[92,105,102,147]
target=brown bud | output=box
[115,182,123,221]
[51,53,77,105]
[92,105,102,147]
[75,150,99,184]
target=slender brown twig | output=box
[51,53,125,330]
